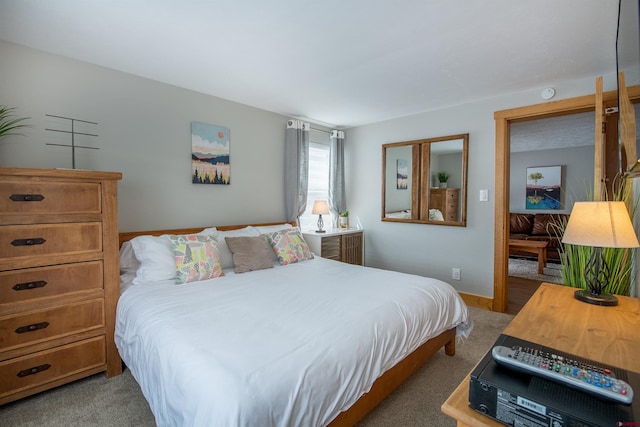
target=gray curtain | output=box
[329,130,346,220]
[284,119,309,222]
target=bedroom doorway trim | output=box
[492,85,640,313]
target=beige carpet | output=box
[0,307,514,427]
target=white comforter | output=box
[115,256,471,427]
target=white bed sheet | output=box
[115,256,471,427]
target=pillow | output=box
[127,228,227,284]
[252,224,295,263]
[119,241,140,275]
[130,235,176,284]
[265,228,314,265]
[209,226,260,269]
[168,234,224,284]
[428,209,444,221]
[254,223,293,234]
[225,236,274,273]
[510,213,535,235]
[531,214,559,236]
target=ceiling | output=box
[510,112,595,153]
[0,0,621,128]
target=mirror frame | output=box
[381,133,468,226]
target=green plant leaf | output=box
[551,176,638,296]
[0,106,31,138]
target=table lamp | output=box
[312,200,330,233]
[561,201,639,306]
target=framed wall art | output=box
[191,122,230,185]
[526,165,562,209]
[397,159,408,189]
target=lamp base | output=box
[574,289,618,306]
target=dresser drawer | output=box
[0,299,104,351]
[0,261,103,307]
[0,181,101,215]
[0,223,102,260]
[0,336,105,400]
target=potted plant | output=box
[551,177,638,296]
[338,210,349,229]
[0,106,30,139]
[437,172,449,188]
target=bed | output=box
[115,223,471,426]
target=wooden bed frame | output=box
[118,222,457,426]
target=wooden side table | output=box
[441,283,640,426]
[302,229,364,265]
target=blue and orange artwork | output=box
[191,122,230,185]
[525,166,561,210]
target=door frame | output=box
[492,86,640,313]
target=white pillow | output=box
[130,235,175,284]
[119,241,140,275]
[254,223,293,234]
[127,227,216,284]
[212,226,260,269]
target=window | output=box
[299,132,333,231]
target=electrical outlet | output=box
[451,268,461,280]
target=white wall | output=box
[510,146,594,214]
[346,76,617,298]
[0,41,290,231]
[1,40,619,299]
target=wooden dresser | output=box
[303,229,364,265]
[430,188,459,221]
[0,167,122,405]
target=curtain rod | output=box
[310,127,330,134]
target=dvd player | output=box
[469,334,640,426]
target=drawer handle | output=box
[11,238,46,247]
[15,321,49,334]
[9,194,45,202]
[13,280,48,291]
[17,364,51,378]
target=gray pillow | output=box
[225,235,274,273]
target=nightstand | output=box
[302,229,364,265]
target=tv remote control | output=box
[492,345,634,405]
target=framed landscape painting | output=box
[397,159,408,189]
[525,165,562,209]
[191,122,230,185]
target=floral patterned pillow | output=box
[265,228,314,265]
[168,234,223,284]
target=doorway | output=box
[506,112,595,313]
[493,88,628,313]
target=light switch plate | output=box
[479,189,489,202]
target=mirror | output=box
[382,133,468,226]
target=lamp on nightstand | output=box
[312,200,330,233]
[561,201,639,306]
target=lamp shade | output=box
[312,200,330,215]
[562,201,639,248]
